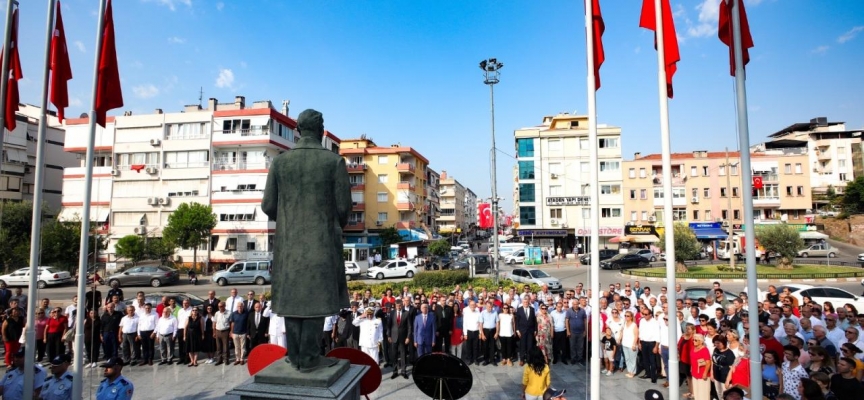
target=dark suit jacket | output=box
[204,298,220,312]
[413,312,436,346]
[388,309,412,343]
[515,306,537,335]
[242,299,259,315]
[435,306,453,334]
[247,311,270,344]
[350,311,361,340]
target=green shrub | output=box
[411,270,471,288]
[346,275,541,298]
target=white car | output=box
[0,267,74,289]
[366,260,417,280]
[857,253,864,262]
[505,250,526,265]
[345,261,361,281]
[775,284,864,313]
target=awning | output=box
[799,231,828,240]
[691,227,730,239]
[609,236,626,243]
[627,235,659,244]
[58,207,110,222]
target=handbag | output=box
[63,328,75,343]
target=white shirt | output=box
[322,314,337,331]
[638,317,661,342]
[268,311,285,337]
[462,307,481,332]
[225,296,243,315]
[499,313,514,337]
[659,321,670,347]
[64,305,77,327]
[155,316,178,336]
[352,315,383,348]
[177,307,193,329]
[119,315,139,334]
[214,310,231,331]
[137,312,157,332]
[826,326,845,348]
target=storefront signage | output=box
[733,223,810,232]
[689,222,721,229]
[625,225,658,236]
[575,227,624,237]
[546,196,591,206]
[516,229,568,237]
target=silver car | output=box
[213,260,272,286]
[508,268,563,292]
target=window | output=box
[548,163,562,176]
[654,188,664,199]
[581,185,590,196]
[600,184,621,195]
[349,175,364,184]
[640,189,647,199]
[246,241,256,251]
[599,161,619,171]
[519,183,535,202]
[548,138,562,152]
[517,138,534,157]
[550,208,562,219]
[579,138,588,149]
[719,165,726,176]
[378,174,388,183]
[840,173,848,181]
[630,211,637,221]
[164,150,207,168]
[786,186,793,196]
[794,163,802,174]
[167,123,207,140]
[703,188,710,198]
[784,164,792,174]
[691,188,698,197]
[518,161,535,179]
[791,210,800,219]
[720,187,727,197]
[839,159,846,168]
[377,156,388,165]
[221,119,250,133]
[702,166,709,176]
[549,185,562,196]
[672,208,687,221]
[582,208,590,219]
[639,168,647,178]
[733,210,741,220]
[731,165,738,175]
[691,166,698,177]
[377,212,388,222]
[797,186,804,196]
[225,238,238,251]
[377,192,388,202]
[629,168,636,178]
[732,187,739,197]
[705,210,712,221]
[693,210,700,220]
[599,138,618,148]
[601,208,621,218]
[641,211,648,221]
[629,189,636,200]
[672,188,685,199]
[116,152,160,168]
[519,206,536,225]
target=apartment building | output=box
[340,138,429,244]
[437,171,471,234]
[60,96,340,269]
[2,105,78,212]
[464,188,478,232]
[621,150,813,230]
[425,168,441,231]
[512,113,625,252]
[759,117,864,205]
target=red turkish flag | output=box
[589,0,605,90]
[478,203,492,229]
[1,8,23,132]
[50,1,73,122]
[718,0,754,77]
[753,176,763,190]
[95,0,123,128]
[639,0,680,98]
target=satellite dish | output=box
[412,352,473,400]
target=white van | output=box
[491,242,527,258]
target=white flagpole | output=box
[652,0,680,396]
[729,1,761,399]
[23,2,57,398]
[73,0,108,398]
[584,0,601,397]
[0,0,18,196]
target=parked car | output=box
[630,249,658,262]
[212,260,272,286]
[579,249,619,265]
[0,267,74,289]
[345,261,361,281]
[858,252,864,262]
[600,253,649,270]
[366,260,417,280]
[508,268,563,293]
[505,250,526,265]
[452,254,492,274]
[683,287,740,302]
[429,254,454,270]
[659,250,707,261]
[124,292,206,312]
[797,244,836,258]
[774,284,864,313]
[107,265,180,288]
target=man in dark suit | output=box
[243,291,259,315]
[204,290,220,313]
[514,297,537,366]
[413,304,436,359]
[434,299,453,353]
[387,299,412,379]
[406,297,421,364]
[247,302,270,348]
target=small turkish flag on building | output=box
[753,176,763,189]
[478,203,492,229]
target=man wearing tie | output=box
[413,304,436,359]
[387,299,411,379]
[204,291,220,313]
[515,297,537,366]
[247,302,270,348]
[434,299,453,353]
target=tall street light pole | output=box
[481,58,503,285]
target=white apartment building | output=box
[513,113,624,253]
[425,168,440,231]
[59,96,340,270]
[437,171,476,235]
[464,188,478,231]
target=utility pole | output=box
[724,148,735,271]
[480,58,503,285]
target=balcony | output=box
[395,221,416,229]
[817,152,832,161]
[214,128,271,137]
[350,183,365,191]
[753,196,781,208]
[352,202,365,211]
[396,202,415,211]
[651,175,686,186]
[397,163,416,174]
[346,163,367,173]
[397,182,415,191]
[212,161,271,171]
[344,221,365,231]
[754,174,779,182]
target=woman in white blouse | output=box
[497,305,516,366]
[606,308,625,372]
[620,311,640,377]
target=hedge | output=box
[346,270,542,298]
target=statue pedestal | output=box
[227,358,368,400]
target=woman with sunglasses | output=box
[607,308,625,372]
[33,307,49,363]
[202,305,216,363]
[805,345,834,376]
[83,308,102,368]
[620,311,639,377]
[690,333,712,400]
[535,305,553,362]
[44,307,68,362]
[678,323,696,398]
[498,304,516,366]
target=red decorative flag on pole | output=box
[50,1,73,122]
[95,0,123,128]
[639,0,680,98]
[718,0,754,77]
[478,203,492,229]
[1,8,23,131]
[590,0,605,90]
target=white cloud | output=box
[215,68,234,89]
[69,97,83,107]
[838,26,864,44]
[686,0,719,38]
[144,0,192,12]
[811,45,830,55]
[216,2,224,11]
[73,40,85,53]
[168,36,186,44]
[132,84,160,99]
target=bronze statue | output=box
[261,109,351,371]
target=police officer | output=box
[96,357,134,400]
[41,354,73,400]
[0,347,46,400]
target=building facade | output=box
[60,96,340,269]
[621,150,813,229]
[437,171,478,235]
[513,113,625,252]
[425,168,440,231]
[339,138,429,243]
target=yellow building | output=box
[340,138,429,243]
[622,150,813,230]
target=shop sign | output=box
[625,225,658,236]
[516,229,568,236]
[546,196,591,206]
[575,227,624,237]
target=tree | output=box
[840,177,864,216]
[40,217,109,271]
[114,235,147,266]
[657,222,702,273]
[428,239,451,257]
[377,226,402,259]
[755,224,804,270]
[145,237,175,264]
[162,202,217,271]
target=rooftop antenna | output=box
[198,87,203,108]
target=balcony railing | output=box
[396,202,415,211]
[344,221,365,231]
[350,183,365,191]
[395,221,416,229]
[352,202,365,211]
[397,182,415,191]
[753,173,779,182]
[652,175,686,186]
[346,163,367,173]
[212,161,271,171]
[397,163,416,173]
[214,128,271,137]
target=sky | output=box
[9,0,864,214]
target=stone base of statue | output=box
[227,358,368,400]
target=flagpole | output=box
[584,0,601,397]
[652,0,679,396]
[23,2,58,398]
[729,0,761,398]
[0,0,17,198]
[73,0,108,398]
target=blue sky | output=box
[11,0,864,214]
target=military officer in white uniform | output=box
[40,354,73,400]
[0,348,46,400]
[352,307,383,363]
[96,357,134,400]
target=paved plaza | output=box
[71,359,669,399]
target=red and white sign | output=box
[478,203,493,229]
[575,227,624,237]
[753,176,763,189]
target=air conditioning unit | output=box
[648,216,657,222]
[550,173,558,179]
[550,218,558,225]
[147,197,157,205]
[691,197,699,203]
[376,221,383,226]
[110,169,120,176]
[150,138,161,146]
[145,167,157,174]
[158,197,170,205]
[134,226,147,235]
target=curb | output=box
[618,273,863,284]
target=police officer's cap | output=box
[100,357,125,368]
[51,354,72,365]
